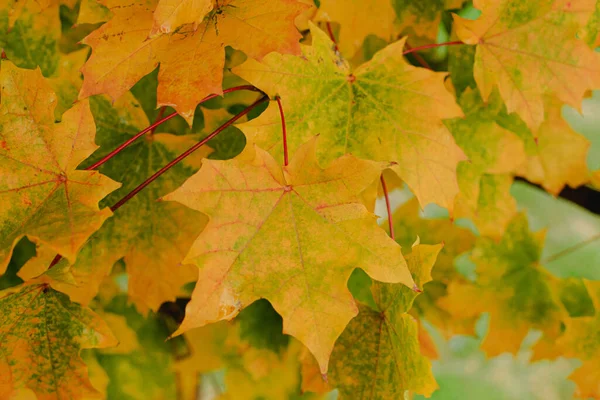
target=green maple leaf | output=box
[233,23,466,212]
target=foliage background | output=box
[1,0,600,398]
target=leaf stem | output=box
[402,40,463,55]
[403,42,431,69]
[110,95,268,212]
[380,175,395,240]
[48,95,268,269]
[275,97,289,166]
[85,85,262,171]
[85,111,178,171]
[326,22,339,52]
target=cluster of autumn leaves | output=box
[1,0,600,398]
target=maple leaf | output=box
[234,24,466,211]
[453,0,600,132]
[314,0,396,57]
[47,49,90,120]
[303,242,442,398]
[79,0,309,124]
[0,62,119,274]
[17,93,210,311]
[448,45,594,197]
[445,87,526,236]
[163,138,416,373]
[439,214,567,355]
[0,279,117,399]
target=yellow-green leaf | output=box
[439,214,566,355]
[234,23,465,211]
[453,0,600,132]
[0,279,117,399]
[303,242,442,398]
[0,62,119,275]
[17,93,210,312]
[164,138,415,373]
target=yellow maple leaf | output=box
[17,93,211,312]
[439,214,567,355]
[0,62,120,274]
[453,0,600,132]
[79,0,309,124]
[163,138,416,373]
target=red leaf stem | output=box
[403,42,431,69]
[275,97,289,166]
[48,95,268,269]
[85,85,262,171]
[110,95,268,212]
[85,111,179,171]
[380,175,395,240]
[402,40,463,55]
[326,22,339,52]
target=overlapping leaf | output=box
[79,0,309,123]
[0,62,119,274]
[453,0,600,132]
[0,278,117,399]
[164,138,415,373]
[445,87,525,236]
[390,198,477,337]
[303,242,442,398]
[18,93,210,311]
[449,43,594,197]
[439,214,566,355]
[562,90,600,190]
[234,24,465,211]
